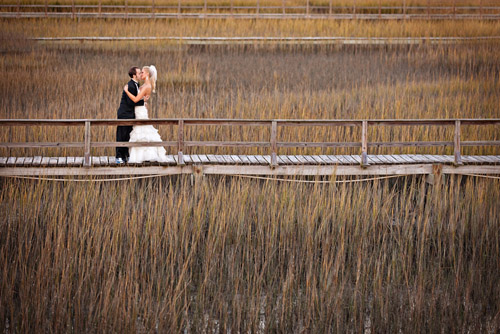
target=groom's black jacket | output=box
[117,79,144,119]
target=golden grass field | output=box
[1,16,500,333]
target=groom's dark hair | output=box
[128,66,139,78]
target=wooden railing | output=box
[1,2,499,20]
[1,118,499,168]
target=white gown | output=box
[128,105,168,163]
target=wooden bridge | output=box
[1,118,499,177]
[1,2,499,20]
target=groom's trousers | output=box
[116,125,133,160]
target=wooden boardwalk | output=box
[1,154,500,176]
[2,3,500,20]
[1,118,499,176]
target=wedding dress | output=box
[128,105,168,163]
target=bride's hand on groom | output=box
[144,95,150,102]
[123,85,128,92]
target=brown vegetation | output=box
[1,17,500,333]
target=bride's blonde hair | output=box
[142,66,156,93]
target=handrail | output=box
[1,118,499,168]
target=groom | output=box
[116,66,145,164]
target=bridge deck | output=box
[2,154,500,168]
[1,154,500,177]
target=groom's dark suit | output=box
[116,79,145,160]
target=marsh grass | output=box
[1,23,499,157]
[1,176,499,332]
[1,17,500,333]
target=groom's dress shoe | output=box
[116,158,125,164]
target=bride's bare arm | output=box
[123,84,150,103]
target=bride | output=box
[123,65,168,163]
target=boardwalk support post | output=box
[454,120,463,166]
[361,120,369,167]
[84,121,91,167]
[271,120,278,168]
[177,119,185,166]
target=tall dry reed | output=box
[1,176,499,332]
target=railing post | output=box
[403,0,406,20]
[283,0,286,15]
[178,0,181,17]
[353,0,356,19]
[84,121,91,167]
[479,0,483,19]
[271,121,278,168]
[452,0,456,19]
[257,0,260,17]
[378,0,381,18]
[329,0,332,16]
[98,0,102,18]
[177,119,185,166]
[72,0,75,19]
[454,120,463,166]
[361,120,369,167]
[125,0,128,19]
[152,0,155,19]
[17,0,20,18]
[306,0,309,16]
[45,0,48,17]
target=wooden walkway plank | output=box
[74,157,84,166]
[401,154,419,163]
[231,155,242,164]
[318,155,333,164]
[7,157,17,166]
[0,157,8,167]
[276,156,287,165]
[183,155,193,164]
[33,156,42,166]
[238,155,251,164]
[191,154,201,164]
[311,155,325,164]
[198,154,210,164]
[462,156,482,164]
[262,155,272,164]
[66,157,76,166]
[15,157,26,167]
[91,156,100,166]
[57,157,67,166]
[366,155,381,165]
[99,156,108,166]
[342,154,359,165]
[279,155,293,165]
[374,155,392,164]
[471,156,493,164]
[255,155,268,165]
[396,155,414,163]
[350,155,362,164]
[244,155,256,164]
[40,157,50,166]
[303,155,317,164]
[295,155,309,164]
[379,155,398,164]
[325,155,341,164]
[49,157,59,166]
[337,155,353,164]
[24,157,33,166]
[222,155,235,164]
[214,155,226,164]
[285,155,299,164]
[206,154,219,164]
[107,156,117,166]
